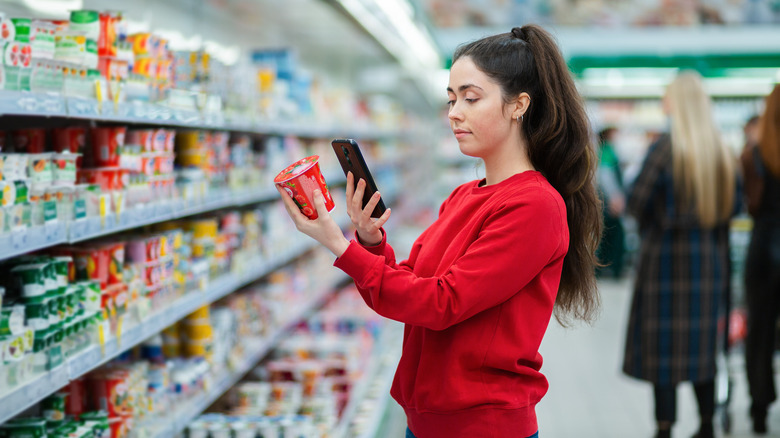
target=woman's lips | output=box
[453,129,470,139]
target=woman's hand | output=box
[276,186,350,257]
[346,172,391,246]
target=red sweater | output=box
[334,171,568,438]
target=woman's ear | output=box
[512,92,531,120]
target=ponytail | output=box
[453,24,602,325]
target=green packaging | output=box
[10,18,30,43]
[68,11,98,39]
[0,417,47,438]
[10,263,46,297]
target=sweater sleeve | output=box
[334,190,566,331]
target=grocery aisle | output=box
[378,275,780,438]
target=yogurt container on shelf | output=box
[21,294,49,331]
[0,304,25,336]
[52,184,75,220]
[0,180,11,207]
[52,152,80,184]
[10,263,47,297]
[52,126,86,154]
[27,152,53,186]
[78,167,124,191]
[1,153,30,180]
[126,129,154,152]
[0,417,47,438]
[89,126,126,167]
[11,128,46,153]
[69,10,99,41]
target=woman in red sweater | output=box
[277,24,602,437]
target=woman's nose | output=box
[448,105,462,121]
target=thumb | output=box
[312,190,330,219]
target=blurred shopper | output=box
[740,85,780,434]
[596,126,627,279]
[278,25,603,438]
[622,72,739,438]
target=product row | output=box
[0,8,401,130]
[0,256,374,438]
[0,124,360,236]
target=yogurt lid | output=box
[273,155,319,183]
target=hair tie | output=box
[511,27,525,40]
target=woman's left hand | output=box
[276,186,350,257]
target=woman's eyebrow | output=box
[446,84,484,93]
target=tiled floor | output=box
[376,275,780,437]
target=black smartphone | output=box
[331,138,387,218]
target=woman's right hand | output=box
[346,171,391,246]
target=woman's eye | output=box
[465,98,477,103]
[446,100,454,107]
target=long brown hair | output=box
[759,84,780,178]
[453,24,602,325]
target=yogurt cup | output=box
[52,126,86,154]
[27,152,53,185]
[274,155,334,220]
[89,126,125,167]
[11,128,46,153]
[10,263,47,297]
[1,153,29,180]
[52,153,80,184]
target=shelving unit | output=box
[337,321,403,438]
[0,1,434,436]
[0,91,400,140]
[0,230,327,425]
[147,274,348,438]
[0,173,350,262]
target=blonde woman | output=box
[740,84,780,434]
[622,71,739,438]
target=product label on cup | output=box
[74,198,87,219]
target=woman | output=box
[622,72,738,438]
[596,126,627,278]
[740,84,780,434]
[277,25,602,437]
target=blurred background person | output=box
[621,71,739,438]
[596,126,627,279]
[739,85,780,435]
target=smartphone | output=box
[331,138,387,218]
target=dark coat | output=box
[622,135,736,385]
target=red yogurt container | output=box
[274,155,334,220]
[11,129,46,153]
[126,129,154,152]
[90,126,126,167]
[53,127,86,153]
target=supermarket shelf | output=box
[0,235,324,425]
[0,91,398,140]
[150,274,348,438]
[0,222,69,262]
[355,345,400,438]
[65,186,278,243]
[0,172,351,262]
[332,321,402,438]
[0,185,277,262]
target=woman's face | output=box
[447,57,515,159]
